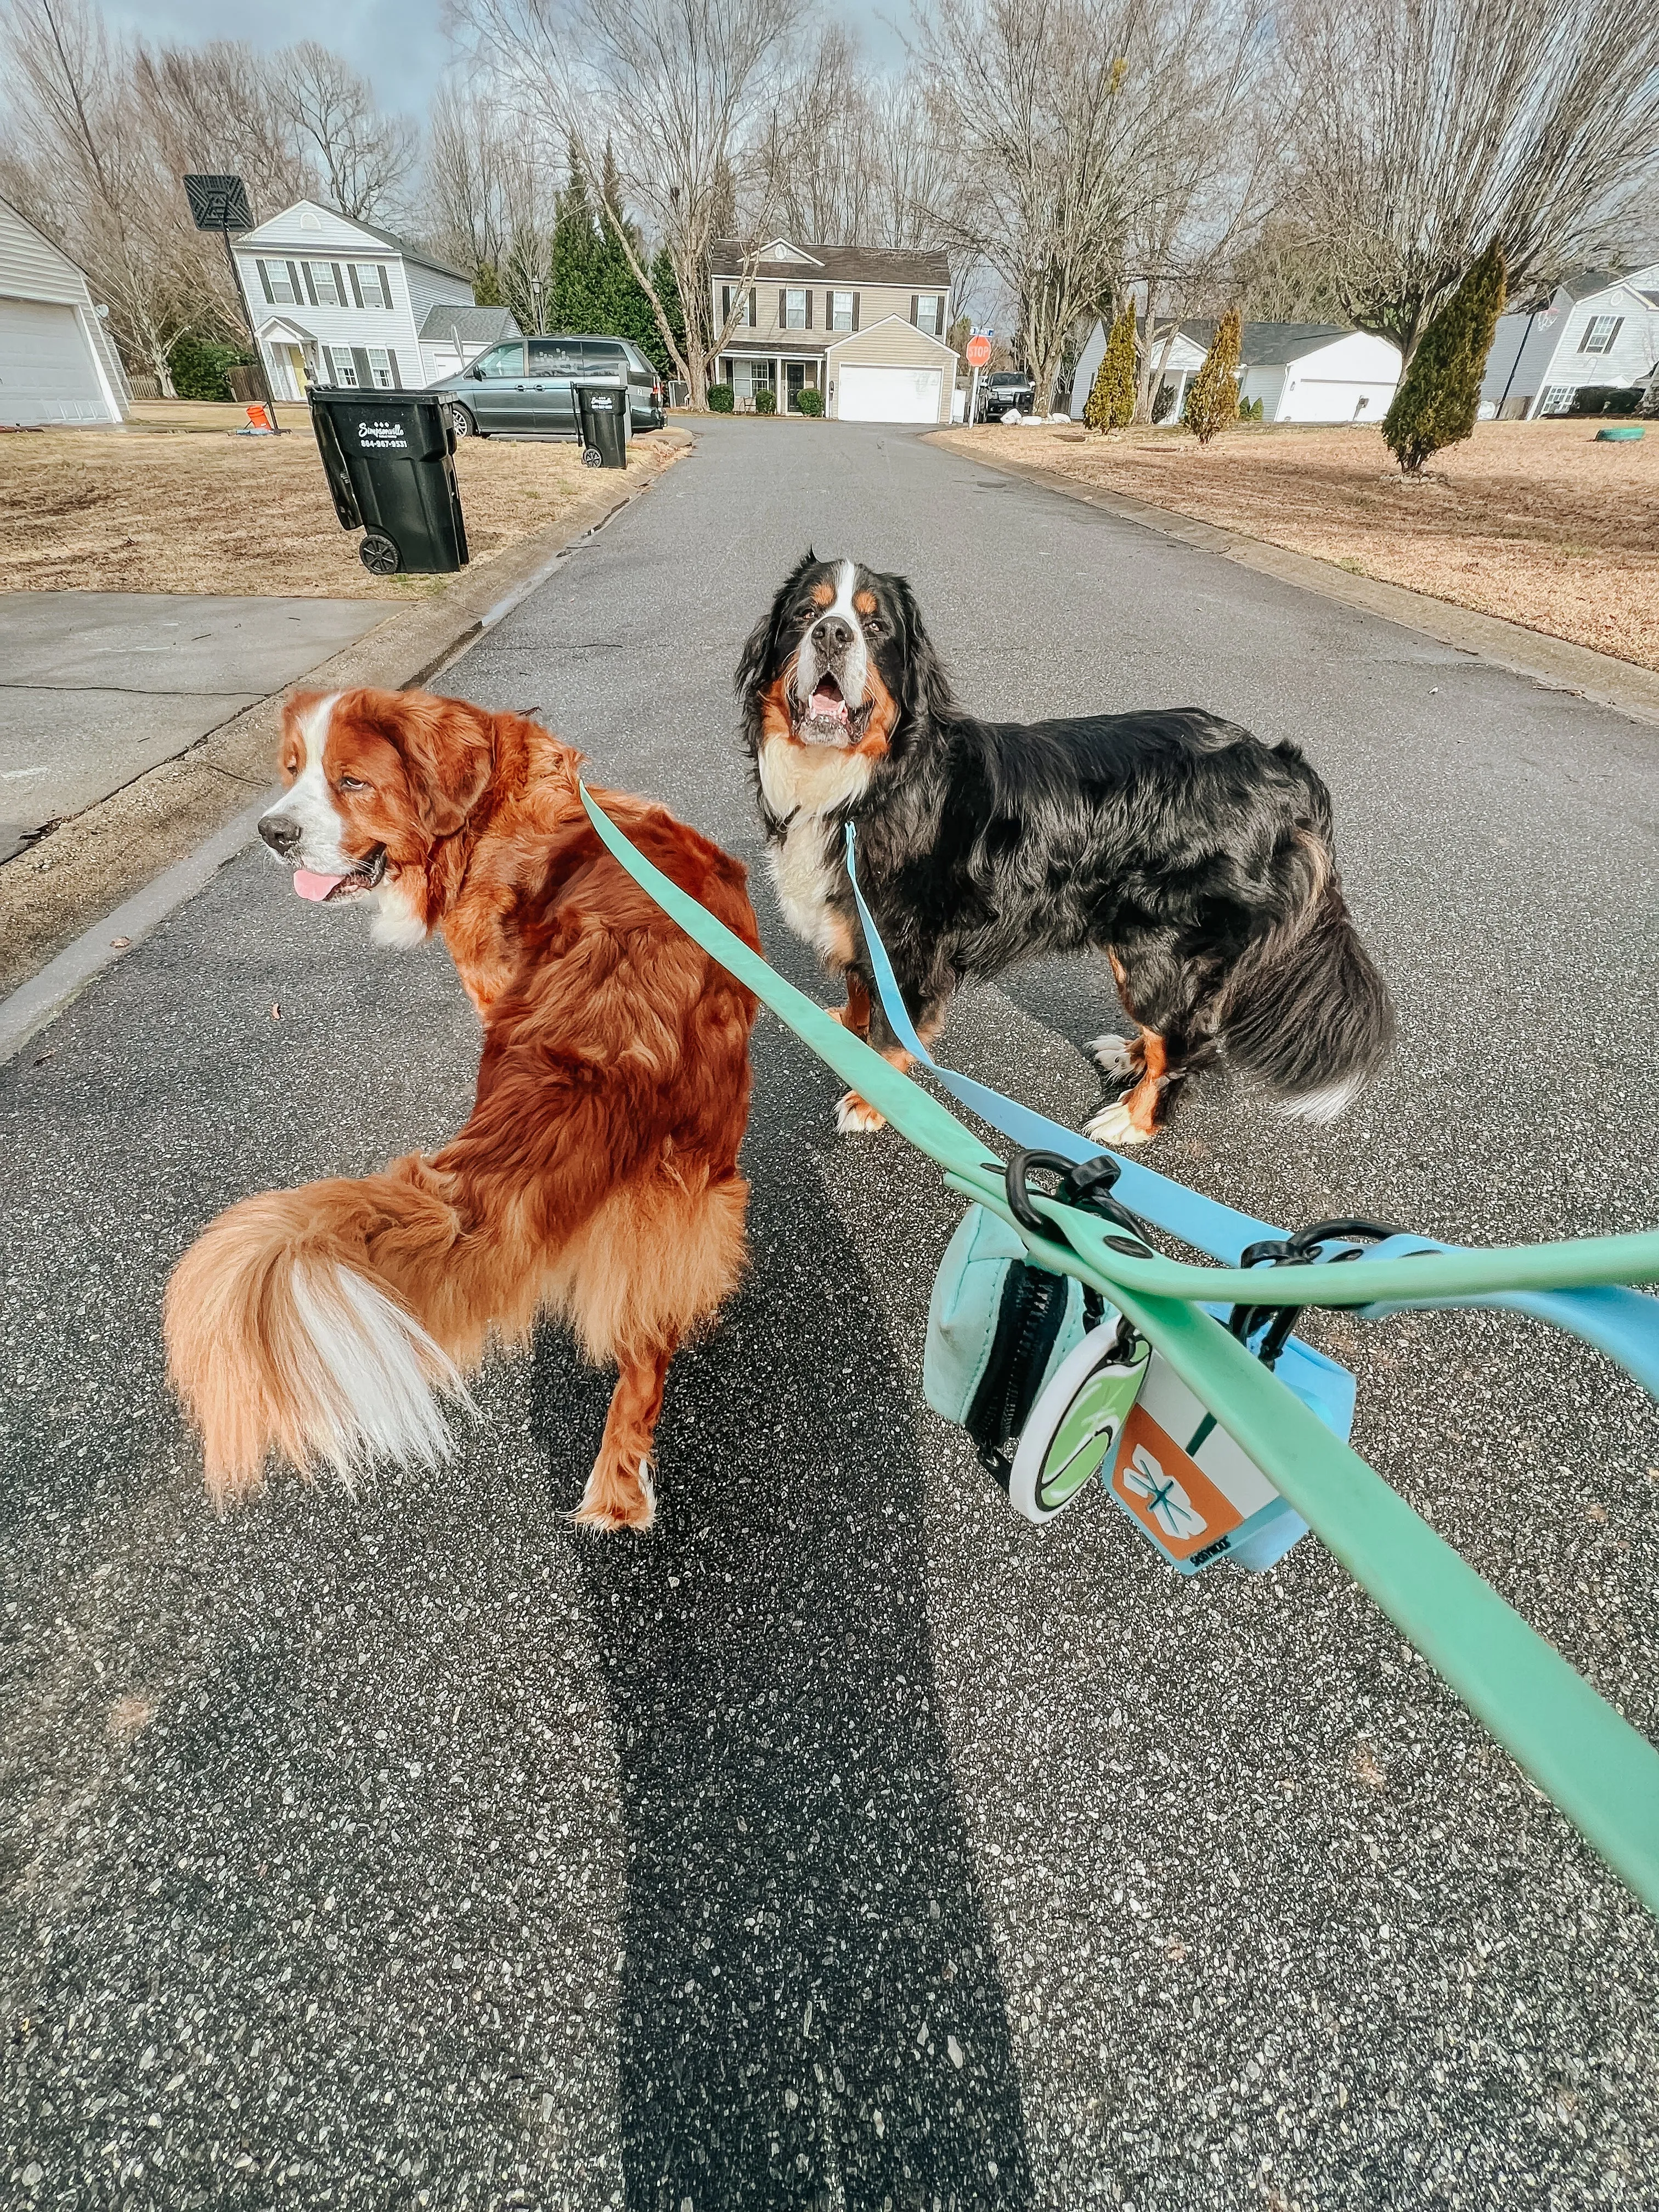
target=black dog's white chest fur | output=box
[756,735,872,961]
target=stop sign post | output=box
[965,331,992,425]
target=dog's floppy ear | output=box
[735,548,818,704]
[883,570,955,732]
[346,689,493,841]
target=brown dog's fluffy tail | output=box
[163,1159,483,1508]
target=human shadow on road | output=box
[528,1003,1032,2212]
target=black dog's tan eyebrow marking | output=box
[854,589,877,615]
[810,580,834,608]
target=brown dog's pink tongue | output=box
[293,870,346,902]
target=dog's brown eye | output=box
[338,775,369,793]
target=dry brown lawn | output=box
[1,399,680,601]
[934,419,1659,672]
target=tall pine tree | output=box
[1383,241,1507,475]
[1183,309,1242,444]
[1083,303,1137,430]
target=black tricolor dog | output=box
[737,551,1395,1142]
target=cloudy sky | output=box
[103,1,907,115]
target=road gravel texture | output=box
[2,417,1656,2210]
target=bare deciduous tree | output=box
[272,41,416,224]
[456,0,811,404]
[769,30,952,250]
[1283,0,1659,361]
[420,82,555,294]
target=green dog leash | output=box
[580,783,1659,1914]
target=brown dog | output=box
[163,686,758,1531]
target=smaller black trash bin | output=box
[571,380,628,470]
[309,388,469,574]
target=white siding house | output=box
[1481,266,1659,419]
[233,200,476,400]
[417,304,522,385]
[1070,320,1401,424]
[0,195,128,425]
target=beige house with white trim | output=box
[709,239,958,423]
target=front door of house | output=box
[786,362,807,412]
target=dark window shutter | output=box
[778,288,787,326]
[348,264,364,308]
[851,292,860,332]
[387,349,401,387]
[331,262,346,303]
[352,347,373,389]
[287,261,303,302]
[377,266,392,308]
[257,259,273,304]
[910,294,918,325]
[749,287,757,328]
[722,284,731,325]
[302,263,318,306]
[1608,317,1624,349]
[805,290,812,329]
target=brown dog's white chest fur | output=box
[757,735,875,967]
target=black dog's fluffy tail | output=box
[1215,838,1395,1122]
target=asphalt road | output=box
[3,416,1657,2211]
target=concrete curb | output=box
[0,435,689,1017]
[935,437,1659,727]
[0,435,691,1058]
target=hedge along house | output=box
[1480,266,1659,419]
[1068,320,1401,424]
[232,200,477,400]
[0,195,128,425]
[709,240,958,424]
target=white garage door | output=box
[0,298,109,425]
[837,365,943,424]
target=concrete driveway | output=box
[0,592,385,860]
[1,418,1655,2210]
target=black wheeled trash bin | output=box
[571,380,628,470]
[309,387,469,575]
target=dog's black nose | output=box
[259,813,301,857]
[813,616,853,654]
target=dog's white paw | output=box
[1088,1032,1136,1080]
[1084,1099,1152,1148]
[836,1090,888,1136]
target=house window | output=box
[915,295,944,336]
[1578,314,1623,355]
[349,264,393,309]
[721,286,752,328]
[256,258,300,305]
[304,261,345,307]
[325,345,358,387]
[1534,386,1573,416]
[783,288,808,329]
[366,347,397,389]
[830,290,855,330]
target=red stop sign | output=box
[966,334,991,369]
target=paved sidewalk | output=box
[0,592,383,859]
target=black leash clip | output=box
[1002,1149,1156,1260]
[1229,1216,1409,1369]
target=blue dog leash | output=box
[843,822,1659,1393]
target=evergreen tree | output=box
[1383,241,1507,475]
[1082,303,1137,430]
[1183,308,1242,444]
[551,141,603,333]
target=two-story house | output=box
[709,239,957,423]
[232,199,479,400]
[1481,265,1659,419]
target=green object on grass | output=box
[579,783,1659,1914]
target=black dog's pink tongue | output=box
[811,680,849,723]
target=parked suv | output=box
[432,336,664,438]
[977,370,1037,422]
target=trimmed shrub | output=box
[1083,303,1137,430]
[753,386,777,415]
[794,387,824,417]
[168,335,250,403]
[1183,309,1242,443]
[706,382,735,413]
[1567,385,1643,417]
[1383,240,1506,474]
